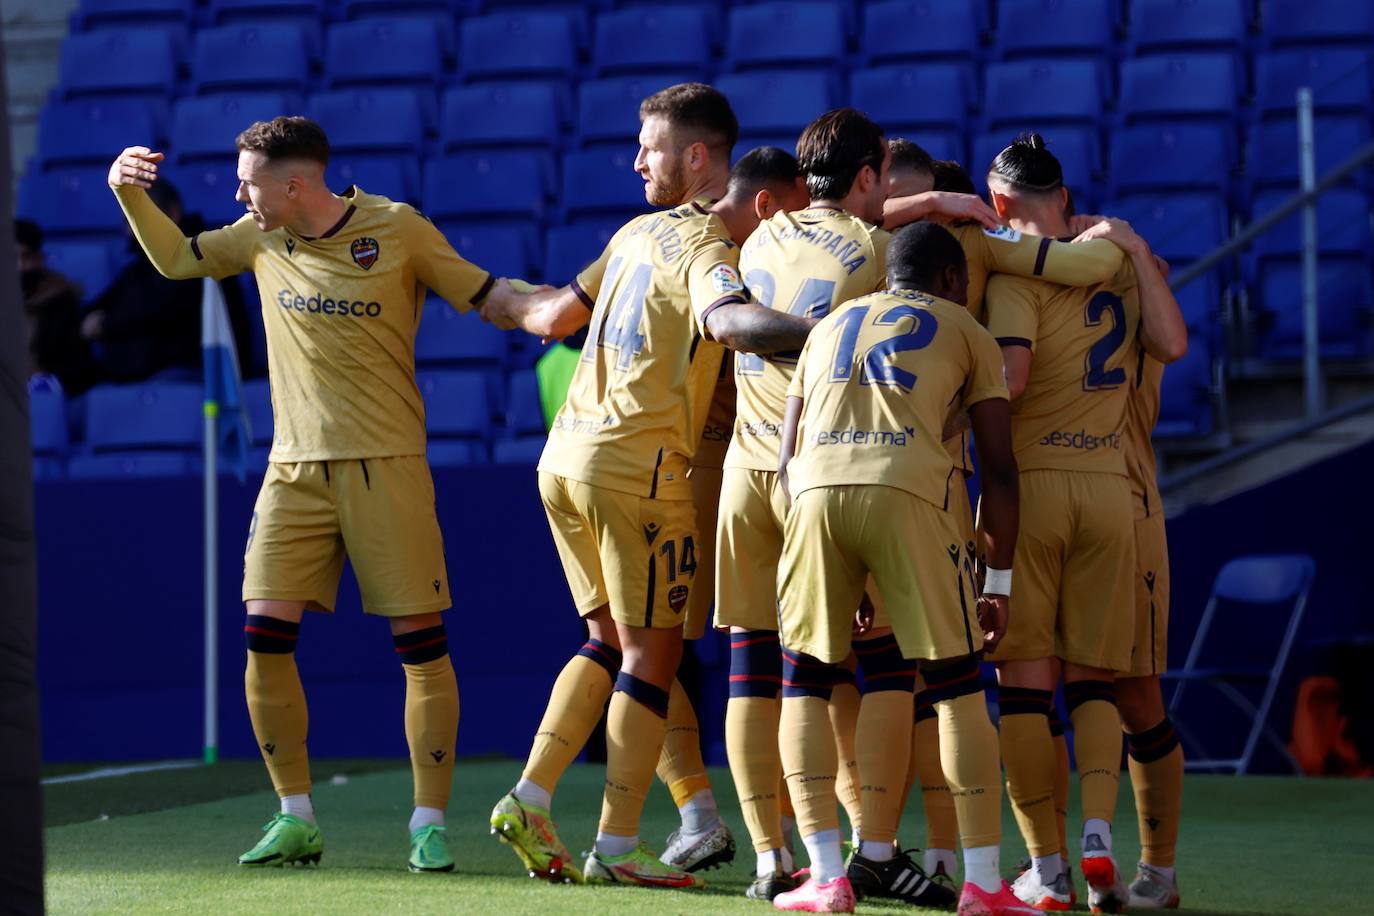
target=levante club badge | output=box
[351,237,380,270]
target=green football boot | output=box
[409,824,455,873]
[489,793,582,884]
[237,813,323,867]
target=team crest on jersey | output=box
[668,585,689,613]
[709,263,744,295]
[350,237,380,270]
[983,224,1022,243]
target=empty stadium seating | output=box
[36,0,1374,468]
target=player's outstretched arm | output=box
[107,146,216,280]
[969,396,1019,651]
[704,299,815,355]
[883,191,1001,230]
[1073,216,1188,364]
[480,279,591,341]
[777,394,804,508]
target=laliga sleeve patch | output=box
[709,262,745,295]
[983,225,1022,243]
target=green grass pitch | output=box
[44,759,1373,914]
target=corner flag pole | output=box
[203,397,219,765]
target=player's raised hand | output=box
[1070,216,1149,257]
[107,146,164,190]
[975,593,1009,652]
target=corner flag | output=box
[201,277,250,481]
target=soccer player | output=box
[980,135,1187,913]
[106,118,503,872]
[772,221,1033,916]
[1070,215,1187,909]
[885,138,936,198]
[480,84,821,889]
[656,147,810,877]
[718,108,944,908]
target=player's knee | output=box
[854,632,917,693]
[244,599,306,624]
[619,628,682,688]
[728,629,782,699]
[782,648,844,700]
[1115,675,1165,731]
[923,653,985,704]
[995,656,1056,691]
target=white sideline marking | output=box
[42,759,201,785]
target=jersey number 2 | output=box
[585,257,653,370]
[1083,292,1127,390]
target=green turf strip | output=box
[46,761,1374,914]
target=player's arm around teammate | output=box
[1071,216,1188,364]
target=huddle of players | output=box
[102,74,1185,916]
[480,84,1189,916]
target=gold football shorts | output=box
[243,457,451,617]
[539,472,698,629]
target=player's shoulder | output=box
[987,270,1056,299]
[672,201,738,257]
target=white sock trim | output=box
[679,788,720,834]
[409,806,444,834]
[964,844,1002,893]
[513,777,552,811]
[802,828,845,884]
[594,832,638,858]
[280,794,314,823]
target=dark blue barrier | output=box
[38,443,1374,769]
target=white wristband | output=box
[984,567,1012,597]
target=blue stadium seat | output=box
[982,59,1103,128]
[994,0,1114,60]
[1255,49,1372,116]
[1156,340,1215,439]
[308,89,427,155]
[849,64,967,132]
[725,2,845,72]
[1119,53,1241,123]
[171,93,300,163]
[1129,0,1248,54]
[1247,116,1372,189]
[1264,0,1374,48]
[328,156,421,203]
[44,242,116,302]
[67,451,199,478]
[415,305,509,368]
[1104,193,1230,263]
[715,71,836,145]
[504,369,546,436]
[441,225,534,282]
[973,127,1100,199]
[342,0,467,18]
[206,1,323,53]
[73,0,195,30]
[562,148,647,220]
[60,28,179,99]
[576,74,699,146]
[861,1,979,66]
[459,13,578,82]
[30,387,68,459]
[423,152,549,221]
[1174,272,1225,329]
[544,220,620,284]
[440,83,562,152]
[85,382,203,451]
[592,6,712,77]
[243,379,274,449]
[1251,189,1372,262]
[192,24,313,95]
[900,131,965,165]
[177,161,248,228]
[481,0,597,46]
[19,168,125,239]
[1109,122,1236,195]
[418,371,493,461]
[427,439,488,466]
[492,436,546,464]
[324,19,446,89]
[37,98,165,169]
[1257,259,1374,360]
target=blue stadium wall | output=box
[36,449,1374,766]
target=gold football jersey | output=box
[114,185,493,461]
[725,207,889,472]
[1127,354,1165,519]
[786,289,1008,508]
[985,259,1142,476]
[537,201,746,499]
[954,222,1127,323]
